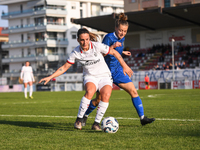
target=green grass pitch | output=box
[0,89,199,150]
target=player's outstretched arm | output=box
[109,48,133,77]
[39,62,72,85]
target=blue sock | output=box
[132,96,144,117]
[85,100,97,116]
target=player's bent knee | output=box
[129,89,139,97]
[85,90,95,99]
[101,92,111,102]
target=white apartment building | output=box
[0,0,123,83]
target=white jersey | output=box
[20,66,34,83]
[67,41,111,78]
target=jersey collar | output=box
[113,32,118,39]
[113,32,124,41]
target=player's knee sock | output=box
[95,101,109,123]
[24,88,27,97]
[85,100,97,116]
[29,86,33,97]
[132,96,144,119]
[77,96,90,118]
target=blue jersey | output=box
[102,32,132,86]
[103,32,125,75]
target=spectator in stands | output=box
[181,62,186,69]
[156,65,160,70]
[165,65,169,71]
[178,62,181,69]
[179,56,182,61]
[169,63,173,70]
[174,63,178,70]
[162,64,166,70]
[153,65,157,70]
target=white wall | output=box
[66,1,81,54]
[9,49,21,56]
[10,62,23,70]
[128,27,196,49]
[9,34,20,41]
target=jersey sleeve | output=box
[102,35,113,46]
[30,67,35,82]
[97,42,110,55]
[20,66,24,79]
[30,67,33,72]
[67,51,76,64]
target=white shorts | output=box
[84,75,113,91]
[23,76,33,83]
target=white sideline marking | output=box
[1,101,53,105]
[0,115,199,122]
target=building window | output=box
[71,32,77,39]
[22,49,24,57]
[72,3,76,9]
[80,9,83,18]
[21,34,24,42]
[20,4,23,13]
[28,48,31,56]
[35,47,44,56]
[80,2,83,7]
[164,0,170,7]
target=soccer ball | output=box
[101,117,119,133]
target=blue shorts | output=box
[112,66,132,87]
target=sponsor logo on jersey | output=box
[84,59,100,66]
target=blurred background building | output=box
[0,0,123,84]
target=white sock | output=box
[95,101,109,123]
[77,96,90,118]
[24,88,27,97]
[29,86,33,97]
[140,115,144,120]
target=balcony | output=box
[2,6,67,20]
[2,23,68,34]
[142,0,159,9]
[2,53,68,64]
[2,38,68,49]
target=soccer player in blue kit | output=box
[83,13,155,126]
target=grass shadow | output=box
[0,120,75,131]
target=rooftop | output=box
[71,3,200,33]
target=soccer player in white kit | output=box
[39,28,133,130]
[20,61,35,99]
